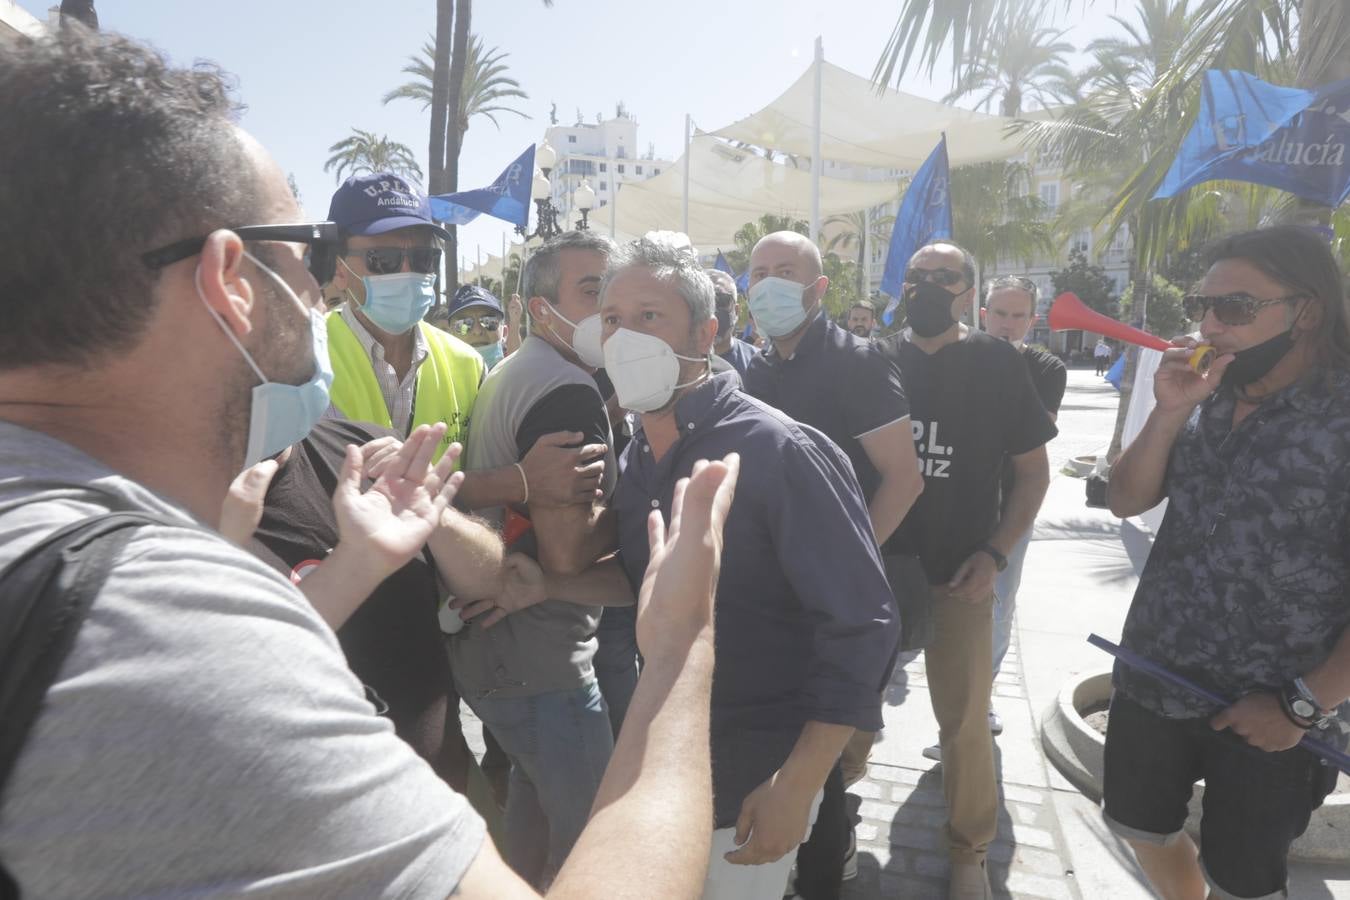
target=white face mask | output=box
[542,300,605,368]
[602,327,708,413]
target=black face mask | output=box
[905,280,960,338]
[1220,328,1296,390]
[715,307,733,339]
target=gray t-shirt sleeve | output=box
[0,526,484,899]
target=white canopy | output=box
[609,133,900,251]
[713,59,1033,171]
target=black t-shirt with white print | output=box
[877,330,1058,584]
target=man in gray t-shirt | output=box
[458,232,624,887]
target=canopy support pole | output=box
[810,36,823,242]
[682,114,692,236]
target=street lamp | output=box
[573,180,596,231]
[515,141,564,242]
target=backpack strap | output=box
[0,511,187,794]
[0,510,191,898]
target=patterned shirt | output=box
[1117,369,1350,748]
[326,304,429,436]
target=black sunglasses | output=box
[349,246,443,276]
[905,267,965,287]
[1182,292,1306,326]
[141,222,340,283]
[450,315,502,335]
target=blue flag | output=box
[430,145,536,227]
[1155,70,1350,207]
[714,251,733,275]
[880,136,953,325]
[735,271,749,294]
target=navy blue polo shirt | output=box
[717,337,759,378]
[743,312,909,500]
[614,372,900,827]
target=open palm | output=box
[333,424,462,574]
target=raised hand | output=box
[219,447,291,545]
[1153,337,1234,413]
[332,423,463,577]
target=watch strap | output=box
[978,543,1007,572]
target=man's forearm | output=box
[1107,406,1190,517]
[868,468,922,547]
[427,508,506,602]
[548,642,715,900]
[546,557,636,607]
[296,545,391,629]
[989,454,1049,557]
[778,721,855,798]
[1304,627,1350,711]
[455,465,526,511]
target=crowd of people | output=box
[2,27,1350,900]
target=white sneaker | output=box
[922,743,942,762]
[988,707,1004,735]
[843,827,858,881]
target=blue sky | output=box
[19,1,1126,272]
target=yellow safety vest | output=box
[326,312,482,464]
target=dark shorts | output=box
[1102,692,1338,899]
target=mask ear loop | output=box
[337,255,363,308]
[195,262,269,386]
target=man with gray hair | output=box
[455,230,624,888]
[980,275,1065,734]
[594,234,900,899]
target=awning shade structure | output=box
[712,60,1033,171]
[609,133,900,250]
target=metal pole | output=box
[810,36,823,242]
[682,113,691,236]
[610,182,618,238]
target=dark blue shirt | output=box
[614,372,899,827]
[718,337,759,378]
[744,313,909,500]
[1117,370,1350,749]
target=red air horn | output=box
[1047,292,1215,372]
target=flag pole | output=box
[810,36,823,242]
[682,114,691,236]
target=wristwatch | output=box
[1280,679,1330,729]
[978,544,1008,572]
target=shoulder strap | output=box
[0,510,188,898]
[0,511,182,795]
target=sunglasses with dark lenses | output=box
[450,315,502,335]
[1182,292,1306,326]
[353,246,443,275]
[904,267,965,287]
[141,222,341,285]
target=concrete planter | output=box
[1041,670,1350,862]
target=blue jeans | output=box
[593,605,639,737]
[992,527,1032,677]
[467,682,614,887]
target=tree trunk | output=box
[443,0,472,290]
[428,0,453,196]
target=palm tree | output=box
[824,210,895,297]
[725,214,809,273]
[946,161,1055,273]
[384,36,530,147]
[941,4,1075,116]
[323,129,423,184]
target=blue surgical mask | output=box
[477,340,505,369]
[197,252,334,468]
[747,276,812,338]
[342,257,436,335]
